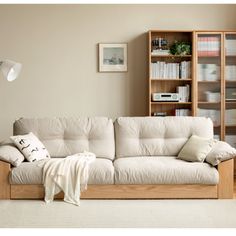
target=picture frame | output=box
[99,43,128,72]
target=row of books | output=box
[176,85,190,102]
[197,64,219,81]
[197,37,220,56]
[226,65,236,81]
[225,39,236,56]
[151,61,191,79]
[175,109,190,116]
[197,108,220,126]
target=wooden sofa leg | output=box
[0,161,11,199]
[218,159,234,199]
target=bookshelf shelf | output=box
[198,101,221,104]
[151,78,192,81]
[226,80,236,83]
[198,81,220,83]
[151,102,192,105]
[197,55,220,58]
[151,55,192,58]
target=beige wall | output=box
[0,4,236,140]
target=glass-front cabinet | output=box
[224,32,236,148]
[196,32,236,147]
[196,32,223,140]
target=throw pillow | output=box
[0,144,25,166]
[10,132,50,162]
[177,135,216,162]
[206,141,236,166]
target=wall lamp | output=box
[0,60,22,82]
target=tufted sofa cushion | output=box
[114,156,219,184]
[115,116,214,158]
[10,158,114,185]
[13,117,115,160]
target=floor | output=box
[0,179,236,228]
[1,199,236,228]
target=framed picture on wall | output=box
[99,43,128,72]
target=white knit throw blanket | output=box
[42,152,96,206]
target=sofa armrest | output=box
[0,160,11,199]
[218,159,234,199]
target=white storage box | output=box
[205,91,221,102]
[225,135,236,148]
[225,109,236,125]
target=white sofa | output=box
[0,116,234,199]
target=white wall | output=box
[0,4,236,140]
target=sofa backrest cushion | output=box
[13,117,115,160]
[115,116,214,158]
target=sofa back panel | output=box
[13,117,115,160]
[115,116,214,158]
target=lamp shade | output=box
[0,60,22,82]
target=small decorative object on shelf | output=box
[170,41,191,56]
[151,37,170,55]
[153,112,167,117]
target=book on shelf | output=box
[197,64,219,81]
[151,61,191,79]
[225,109,236,125]
[226,65,236,81]
[226,39,236,56]
[175,109,190,116]
[151,49,170,56]
[180,61,191,79]
[197,108,220,126]
[176,84,190,102]
[197,37,220,56]
[153,112,167,117]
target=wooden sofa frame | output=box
[0,159,234,199]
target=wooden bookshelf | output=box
[148,30,194,117]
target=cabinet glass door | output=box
[196,33,222,140]
[224,33,236,148]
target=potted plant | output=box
[170,41,191,56]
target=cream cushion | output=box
[114,156,219,185]
[206,141,236,166]
[0,144,24,167]
[10,158,114,185]
[13,117,115,160]
[115,117,214,158]
[11,132,50,162]
[177,135,216,162]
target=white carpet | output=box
[1,199,236,228]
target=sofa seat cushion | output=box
[10,158,114,185]
[114,156,219,185]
